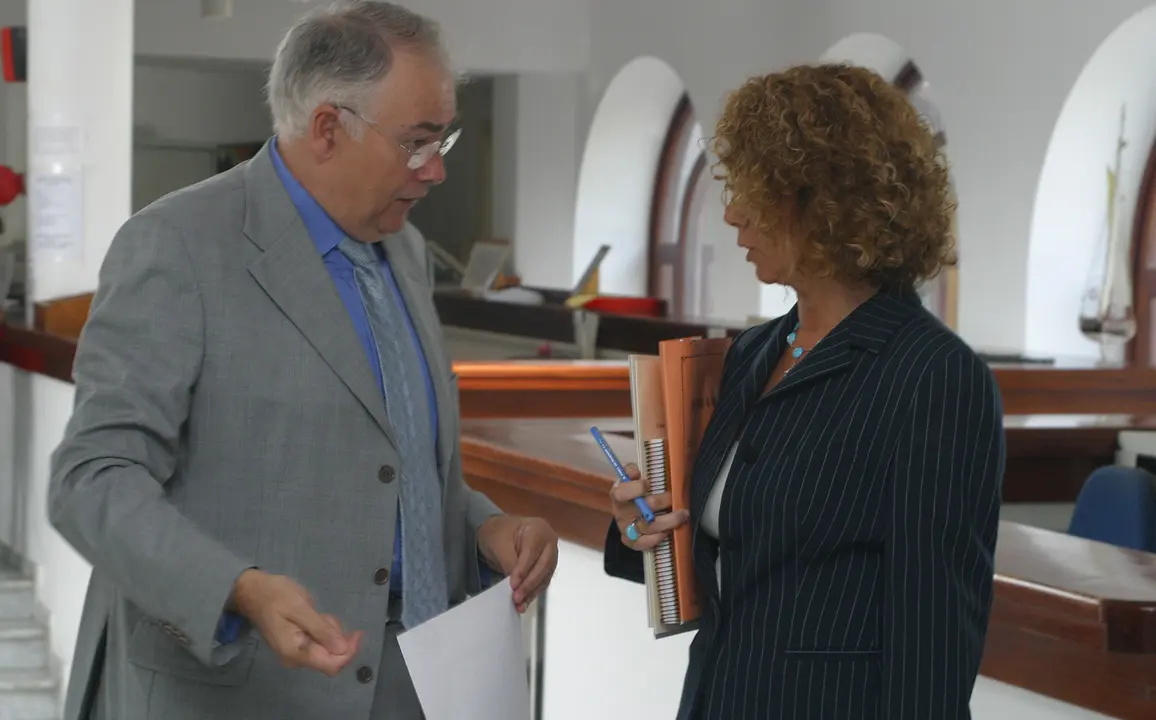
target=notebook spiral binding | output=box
[644,437,680,625]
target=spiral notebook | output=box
[629,336,730,639]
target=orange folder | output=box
[629,336,730,638]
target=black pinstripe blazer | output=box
[605,287,1004,720]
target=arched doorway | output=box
[572,56,686,297]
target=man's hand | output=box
[230,569,362,676]
[477,516,559,613]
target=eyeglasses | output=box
[336,105,461,170]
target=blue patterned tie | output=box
[338,237,448,629]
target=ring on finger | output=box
[625,520,641,542]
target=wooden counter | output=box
[1002,414,1155,502]
[460,416,1156,719]
[439,289,1156,415]
[985,524,1156,716]
[434,288,745,355]
[0,313,81,383]
[6,311,1156,418]
[456,361,632,419]
[454,360,1156,419]
[435,288,1053,363]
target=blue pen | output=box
[590,426,656,524]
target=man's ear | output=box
[308,105,343,159]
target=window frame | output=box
[647,94,697,316]
[1128,136,1156,367]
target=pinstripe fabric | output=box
[605,287,1004,720]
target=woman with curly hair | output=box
[604,64,1005,720]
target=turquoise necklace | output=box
[784,322,806,374]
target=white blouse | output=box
[700,442,739,594]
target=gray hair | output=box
[267,1,446,140]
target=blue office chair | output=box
[1067,465,1156,553]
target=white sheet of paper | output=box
[397,578,530,720]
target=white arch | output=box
[819,32,908,80]
[572,56,685,295]
[1025,4,1156,360]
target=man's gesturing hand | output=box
[478,516,559,613]
[231,569,362,676]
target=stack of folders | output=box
[628,336,731,639]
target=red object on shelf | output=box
[1,27,25,84]
[582,296,665,318]
[0,165,23,205]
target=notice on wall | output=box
[29,124,84,263]
[29,165,84,262]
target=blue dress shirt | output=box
[269,139,439,597]
[216,140,446,644]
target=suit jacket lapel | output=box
[382,228,455,473]
[711,310,794,447]
[764,329,855,399]
[241,143,392,438]
[758,288,922,402]
[689,312,791,515]
[690,288,921,516]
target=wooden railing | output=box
[8,292,1156,415]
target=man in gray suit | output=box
[47,2,559,718]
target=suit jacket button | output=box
[378,465,396,484]
[374,568,390,585]
[357,665,373,684]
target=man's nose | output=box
[415,153,446,185]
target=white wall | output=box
[498,72,585,289]
[131,60,273,212]
[578,0,1156,352]
[547,539,1117,720]
[134,60,270,144]
[135,0,588,74]
[22,377,88,693]
[0,0,587,75]
[491,76,518,245]
[544,542,692,720]
[1025,4,1156,360]
[0,367,15,555]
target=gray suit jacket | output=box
[48,142,503,719]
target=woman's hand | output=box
[609,463,690,551]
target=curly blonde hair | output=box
[711,63,956,288]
